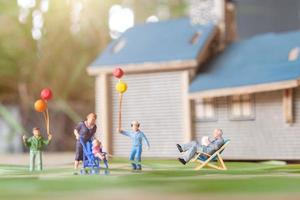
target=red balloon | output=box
[113,68,124,79]
[41,88,53,101]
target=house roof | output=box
[88,18,216,74]
[189,30,300,98]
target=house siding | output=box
[195,87,300,160]
[95,76,103,141]
[107,71,185,157]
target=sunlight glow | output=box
[109,4,134,39]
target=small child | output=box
[118,121,150,171]
[92,138,108,168]
[22,127,52,171]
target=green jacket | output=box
[24,136,50,151]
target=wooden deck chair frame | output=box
[191,140,230,171]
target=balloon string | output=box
[118,92,123,131]
[46,108,50,135]
[43,111,48,135]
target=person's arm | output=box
[74,122,82,140]
[120,130,131,137]
[22,136,31,148]
[74,129,80,140]
[43,134,52,146]
[210,138,223,151]
[116,128,131,137]
[217,138,225,148]
[142,133,150,149]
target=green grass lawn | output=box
[1,158,300,200]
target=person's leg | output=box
[180,141,198,152]
[129,147,137,170]
[36,151,42,171]
[74,160,80,169]
[94,153,101,160]
[135,146,142,170]
[103,159,109,169]
[29,151,35,171]
[103,153,109,169]
[74,142,83,170]
[181,145,197,163]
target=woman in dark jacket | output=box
[73,112,97,170]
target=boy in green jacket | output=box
[23,127,52,171]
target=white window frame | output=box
[194,98,217,122]
[228,94,255,121]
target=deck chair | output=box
[191,140,230,171]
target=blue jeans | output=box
[129,145,142,170]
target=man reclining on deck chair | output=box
[176,129,224,165]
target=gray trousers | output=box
[180,141,203,162]
[29,150,42,171]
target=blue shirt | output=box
[203,137,224,155]
[121,130,150,147]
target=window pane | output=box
[204,98,213,104]
[195,100,205,118]
[230,95,255,120]
[242,101,251,116]
[232,95,240,101]
[232,101,241,116]
[195,98,215,120]
[205,103,214,117]
[242,94,250,101]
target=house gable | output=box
[88,18,218,75]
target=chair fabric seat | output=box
[197,139,230,161]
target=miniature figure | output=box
[92,139,109,169]
[118,121,150,171]
[176,128,224,165]
[22,127,52,171]
[74,112,97,170]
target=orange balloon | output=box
[34,99,47,112]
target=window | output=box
[195,98,217,121]
[229,94,255,120]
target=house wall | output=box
[194,87,300,160]
[96,71,186,157]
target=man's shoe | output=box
[176,144,183,153]
[136,165,142,171]
[178,158,186,165]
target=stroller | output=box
[79,138,109,175]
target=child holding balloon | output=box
[22,88,53,171]
[113,68,151,171]
[117,121,150,171]
[23,128,52,171]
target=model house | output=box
[88,1,300,160]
